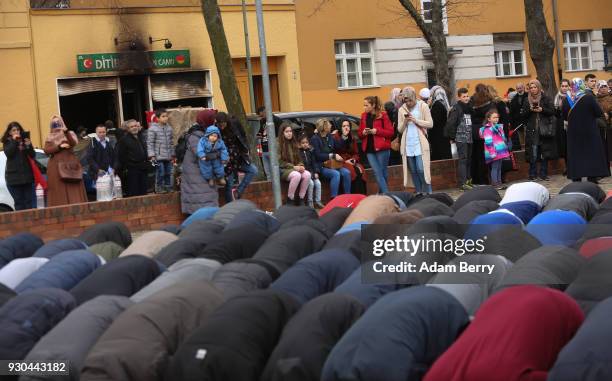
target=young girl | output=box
[298,134,324,209]
[278,123,311,205]
[479,110,510,190]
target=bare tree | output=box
[30,0,69,8]
[523,0,557,98]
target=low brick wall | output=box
[0,151,563,241]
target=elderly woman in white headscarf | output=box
[429,85,452,160]
[398,86,434,193]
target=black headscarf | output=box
[453,185,501,211]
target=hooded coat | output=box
[70,255,161,305]
[165,289,301,381]
[211,259,277,299]
[0,282,16,307]
[15,250,102,293]
[452,200,499,225]
[270,249,360,305]
[423,286,584,381]
[565,250,612,315]
[21,295,133,381]
[548,296,612,381]
[120,231,178,258]
[525,210,587,246]
[495,246,585,291]
[560,181,606,204]
[261,293,366,381]
[78,222,132,248]
[322,286,469,381]
[0,232,44,269]
[452,185,501,211]
[0,288,76,360]
[544,193,599,220]
[81,280,224,381]
[407,198,455,218]
[88,241,124,262]
[198,225,270,264]
[343,195,399,226]
[0,257,48,289]
[33,238,88,259]
[180,206,219,229]
[213,199,257,226]
[131,258,221,302]
[428,254,513,316]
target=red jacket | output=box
[358,111,394,152]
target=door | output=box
[120,76,149,126]
[253,75,281,112]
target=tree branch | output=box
[398,0,434,45]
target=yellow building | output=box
[0,0,303,146]
[295,0,612,115]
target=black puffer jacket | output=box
[3,138,34,186]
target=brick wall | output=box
[0,151,562,241]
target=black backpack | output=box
[175,124,198,164]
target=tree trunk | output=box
[200,0,262,174]
[523,0,558,98]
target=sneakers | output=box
[539,176,550,181]
[461,184,472,191]
[466,179,474,188]
[528,176,536,181]
[216,178,226,186]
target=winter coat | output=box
[222,118,251,174]
[270,249,360,305]
[117,132,149,171]
[212,259,277,299]
[525,210,587,246]
[334,264,405,308]
[452,185,500,211]
[560,180,606,203]
[198,225,270,264]
[166,289,301,381]
[147,123,174,161]
[499,200,543,225]
[86,137,117,178]
[0,282,15,307]
[579,237,612,259]
[430,100,452,160]
[495,246,584,292]
[343,195,399,226]
[548,296,612,381]
[21,295,133,381]
[180,206,219,229]
[319,207,353,235]
[444,102,473,143]
[3,138,34,186]
[178,218,225,242]
[44,130,88,207]
[500,181,550,208]
[423,286,584,381]
[319,194,367,216]
[452,200,499,225]
[261,293,365,381]
[544,193,599,221]
[180,127,219,214]
[322,286,469,381]
[33,238,88,259]
[406,197,454,218]
[480,225,543,262]
[298,147,321,175]
[81,280,224,381]
[120,230,178,258]
[274,204,319,225]
[225,209,281,234]
[428,254,512,316]
[521,93,558,162]
[0,232,44,269]
[78,221,132,248]
[88,241,124,262]
[509,92,528,129]
[565,250,612,315]
[333,135,368,183]
[213,199,257,225]
[131,258,221,302]
[15,250,102,293]
[310,133,346,166]
[0,288,76,360]
[70,255,161,305]
[358,111,394,152]
[197,126,228,161]
[154,238,209,268]
[0,257,48,289]
[479,123,510,164]
[398,101,433,188]
[564,92,610,178]
[470,101,497,184]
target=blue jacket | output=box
[33,238,88,259]
[0,233,44,269]
[310,133,345,164]
[197,126,229,162]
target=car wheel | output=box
[0,204,14,213]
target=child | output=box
[278,123,311,205]
[298,134,324,209]
[147,108,175,193]
[197,126,229,187]
[479,110,510,190]
[444,87,474,191]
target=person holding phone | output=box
[335,119,368,195]
[359,96,394,194]
[1,122,35,210]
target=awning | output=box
[57,77,118,97]
[150,71,212,102]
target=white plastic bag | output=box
[96,174,113,202]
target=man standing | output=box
[117,119,149,197]
[86,124,116,181]
[509,82,527,150]
[147,108,175,193]
[585,73,598,94]
[445,87,474,191]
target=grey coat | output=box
[180,129,219,214]
[147,123,174,160]
[21,295,133,381]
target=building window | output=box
[564,31,592,71]
[494,33,527,77]
[420,0,448,33]
[335,40,375,89]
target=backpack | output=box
[175,125,198,164]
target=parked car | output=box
[0,149,48,212]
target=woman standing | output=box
[470,84,494,185]
[278,123,311,205]
[595,80,612,163]
[335,119,367,195]
[359,96,394,194]
[311,118,351,198]
[429,85,452,161]
[2,122,35,210]
[554,79,571,172]
[44,116,87,207]
[398,87,434,193]
[521,79,557,181]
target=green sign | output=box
[77,50,190,73]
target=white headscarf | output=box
[430,85,450,111]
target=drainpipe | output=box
[552,0,563,84]
[242,0,256,114]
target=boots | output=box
[216,177,226,186]
[297,197,305,207]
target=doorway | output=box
[120,76,149,126]
[59,91,118,134]
[253,75,281,112]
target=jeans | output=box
[321,166,351,197]
[456,142,472,186]
[155,160,173,192]
[528,145,548,178]
[7,183,33,211]
[307,178,322,204]
[366,150,390,193]
[407,155,432,193]
[490,160,502,184]
[225,163,258,202]
[262,151,271,180]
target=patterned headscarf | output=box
[572,78,586,98]
[430,85,450,111]
[391,88,402,109]
[596,80,609,94]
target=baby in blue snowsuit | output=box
[197,126,229,186]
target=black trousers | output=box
[125,167,148,197]
[8,183,33,210]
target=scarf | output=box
[554,91,571,110]
[431,85,450,111]
[527,79,543,108]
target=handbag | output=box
[537,114,556,137]
[58,160,83,182]
[390,136,400,152]
[323,159,344,169]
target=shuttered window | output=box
[57,77,118,96]
[150,71,212,102]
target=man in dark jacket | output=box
[444,88,474,191]
[509,82,528,150]
[86,124,117,180]
[117,119,149,197]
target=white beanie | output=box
[419,88,431,99]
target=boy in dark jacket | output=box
[197,126,229,187]
[444,87,474,191]
[86,124,117,179]
[298,134,324,208]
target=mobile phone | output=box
[533,102,539,108]
[22,131,30,139]
[52,121,61,129]
[404,113,410,118]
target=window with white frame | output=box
[564,31,592,71]
[493,33,527,77]
[420,0,448,33]
[335,40,375,89]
